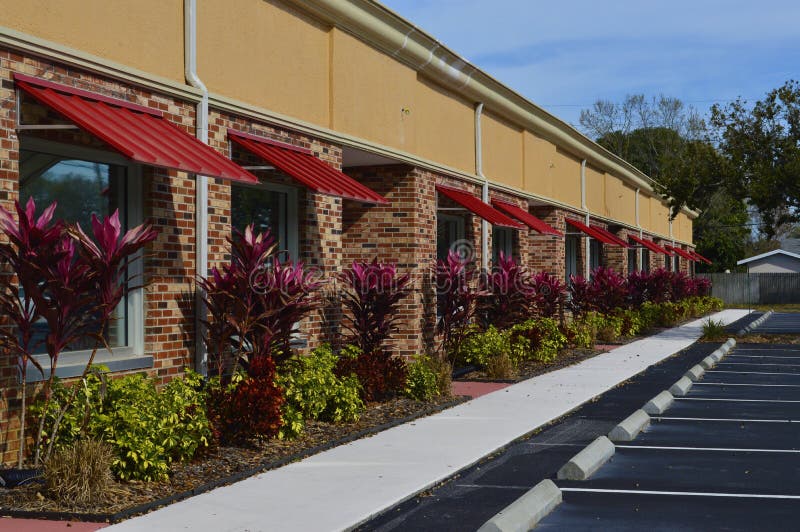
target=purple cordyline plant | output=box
[435,250,485,364]
[531,271,566,320]
[627,270,651,308]
[39,210,157,463]
[200,225,321,378]
[0,198,63,467]
[648,268,675,303]
[340,258,412,355]
[480,252,535,329]
[567,275,595,317]
[589,266,629,314]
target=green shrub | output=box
[404,355,451,401]
[277,345,364,439]
[32,368,211,482]
[616,309,644,337]
[457,326,512,368]
[510,318,567,363]
[593,313,623,343]
[563,316,597,349]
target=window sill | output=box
[25,350,153,383]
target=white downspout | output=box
[581,159,590,277]
[475,102,488,273]
[635,188,641,271]
[185,0,209,374]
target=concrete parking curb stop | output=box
[684,364,705,381]
[669,376,693,396]
[738,310,773,335]
[608,410,651,442]
[557,436,615,480]
[642,391,674,415]
[477,479,562,532]
[699,355,716,369]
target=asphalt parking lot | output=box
[361,341,724,531]
[539,335,800,529]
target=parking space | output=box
[539,339,800,530]
[746,312,800,334]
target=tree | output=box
[710,80,800,238]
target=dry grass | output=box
[484,352,517,380]
[44,439,117,506]
[596,325,619,344]
[433,357,453,398]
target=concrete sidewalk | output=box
[108,309,749,532]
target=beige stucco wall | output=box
[0,0,184,82]
[648,196,671,237]
[585,164,605,215]
[523,132,582,207]
[482,112,523,189]
[199,0,331,127]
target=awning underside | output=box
[15,74,257,183]
[435,185,523,229]
[491,200,562,236]
[229,129,387,204]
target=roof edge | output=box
[737,249,800,265]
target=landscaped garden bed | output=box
[0,199,725,524]
[0,394,464,521]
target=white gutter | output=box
[636,188,642,270]
[185,0,209,374]
[475,102,488,273]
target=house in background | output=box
[737,250,800,273]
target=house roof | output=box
[737,249,800,266]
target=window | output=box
[642,249,650,273]
[590,239,602,271]
[627,248,637,273]
[665,253,672,271]
[492,226,514,266]
[231,182,298,261]
[20,138,144,380]
[565,236,578,282]
[436,213,466,261]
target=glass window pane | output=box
[19,152,128,353]
[232,185,289,256]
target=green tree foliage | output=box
[710,80,800,238]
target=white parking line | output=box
[616,445,800,453]
[735,349,800,352]
[727,355,800,359]
[675,397,800,403]
[559,487,800,499]
[719,362,800,368]
[652,417,797,423]
[707,370,800,376]
[694,382,800,388]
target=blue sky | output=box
[380,0,800,131]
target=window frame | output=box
[231,179,299,262]
[436,212,466,261]
[21,137,147,382]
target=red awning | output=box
[491,200,562,236]
[436,186,523,228]
[629,234,672,256]
[666,245,696,261]
[689,250,713,265]
[590,225,630,248]
[565,218,617,245]
[228,129,387,204]
[14,74,257,183]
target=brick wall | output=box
[529,207,568,279]
[0,51,199,463]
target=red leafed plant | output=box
[480,252,535,329]
[207,355,285,443]
[340,258,412,354]
[627,270,651,308]
[0,199,158,466]
[669,271,693,301]
[567,275,595,317]
[531,271,567,319]
[199,225,321,378]
[647,268,675,303]
[435,250,485,364]
[335,346,407,402]
[0,198,63,467]
[589,266,629,314]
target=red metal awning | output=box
[688,250,713,265]
[565,218,617,245]
[590,225,630,248]
[629,234,672,255]
[491,200,562,236]
[228,129,387,204]
[666,245,696,261]
[14,74,257,184]
[435,185,523,228]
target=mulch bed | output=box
[0,395,464,522]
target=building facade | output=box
[0,0,699,463]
